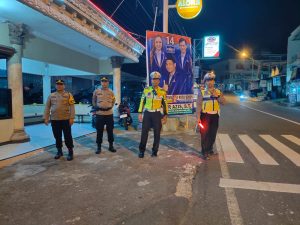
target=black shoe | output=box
[54,149,63,159]
[209,150,218,156]
[95,146,101,154]
[67,149,73,161]
[199,152,207,160]
[138,152,144,158]
[151,151,158,157]
[108,145,116,153]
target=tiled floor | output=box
[0,123,96,160]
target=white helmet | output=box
[203,72,216,83]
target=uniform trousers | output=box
[51,120,73,150]
[139,111,162,153]
[200,112,219,154]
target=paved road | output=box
[0,95,299,225]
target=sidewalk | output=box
[0,123,96,161]
[248,97,300,109]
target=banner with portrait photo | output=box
[146,31,194,115]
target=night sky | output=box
[92,0,300,76]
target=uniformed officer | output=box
[92,76,116,154]
[44,79,75,161]
[138,71,168,158]
[196,72,225,160]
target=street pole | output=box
[163,0,168,33]
[251,59,254,80]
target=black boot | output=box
[54,148,63,159]
[108,143,116,153]
[67,149,73,161]
[151,150,158,157]
[138,151,144,158]
[95,145,101,154]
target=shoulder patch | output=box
[68,94,75,105]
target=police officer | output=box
[92,76,116,154]
[44,79,75,161]
[138,71,168,158]
[196,72,225,160]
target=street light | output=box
[240,50,255,81]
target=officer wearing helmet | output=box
[196,72,225,160]
[138,71,168,158]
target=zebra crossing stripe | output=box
[218,134,244,163]
[282,135,300,146]
[239,135,279,165]
[220,178,300,194]
[260,135,300,167]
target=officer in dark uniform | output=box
[138,71,168,158]
[92,76,116,154]
[44,79,75,161]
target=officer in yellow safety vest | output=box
[196,72,225,160]
[138,71,168,158]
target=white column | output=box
[111,56,124,116]
[43,63,50,104]
[7,23,29,142]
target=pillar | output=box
[7,23,30,142]
[43,63,51,104]
[111,56,124,116]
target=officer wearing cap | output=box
[44,79,75,161]
[138,71,168,158]
[92,76,116,154]
[196,72,225,160]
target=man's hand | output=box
[44,119,49,126]
[69,118,74,126]
[161,115,167,124]
[163,80,168,92]
[212,89,219,98]
[138,113,143,122]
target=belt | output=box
[98,107,112,111]
[146,109,161,112]
[202,111,219,115]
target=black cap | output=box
[55,79,64,84]
[101,76,109,82]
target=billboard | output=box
[203,35,220,59]
[146,31,194,115]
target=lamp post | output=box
[240,50,256,80]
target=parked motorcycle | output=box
[89,105,97,128]
[118,100,132,130]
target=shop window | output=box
[0,88,12,119]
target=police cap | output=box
[55,79,64,85]
[101,76,109,82]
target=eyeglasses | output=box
[152,78,160,80]
[101,80,108,82]
[56,83,64,85]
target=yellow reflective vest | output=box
[138,86,168,115]
[201,89,221,113]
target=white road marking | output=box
[239,135,279,165]
[260,135,300,167]
[219,134,244,164]
[216,136,244,225]
[282,135,300,146]
[220,178,300,194]
[241,105,300,126]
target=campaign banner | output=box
[146,31,193,115]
